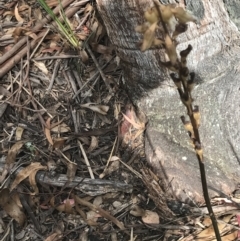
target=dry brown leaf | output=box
[130,205,145,217]
[87,210,102,223]
[87,197,103,222]
[93,196,103,206]
[29,167,46,195]
[196,220,231,241]
[6,141,25,164]
[25,31,38,40]
[18,4,30,12]
[0,141,25,183]
[45,0,59,8]
[142,210,159,224]
[0,189,26,226]
[45,118,53,145]
[130,205,159,224]
[33,60,48,75]
[3,11,14,17]
[51,123,71,133]
[53,138,65,149]
[87,136,98,153]
[15,126,24,141]
[33,7,42,21]
[14,4,24,22]
[216,230,237,241]
[12,27,25,42]
[12,27,38,42]
[80,49,89,63]
[44,233,62,241]
[10,162,47,192]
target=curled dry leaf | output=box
[10,162,47,192]
[6,141,25,164]
[0,189,26,226]
[130,205,159,224]
[130,205,145,217]
[0,141,25,184]
[14,4,24,22]
[196,214,234,240]
[33,60,48,75]
[87,136,98,153]
[86,196,103,223]
[12,27,38,43]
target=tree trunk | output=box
[96,0,240,203]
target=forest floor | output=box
[0,0,239,240]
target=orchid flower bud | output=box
[172,7,197,24]
[144,7,159,24]
[165,35,177,65]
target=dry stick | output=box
[73,195,129,235]
[0,30,48,78]
[85,43,111,90]
[152,1,222,240]
[0,0,78,78]
[6,30,53,118]
[30,100,47,128]
[34,55,81,61]
[65,69,79,98]
[78,140,95,179]
[46,59,61,93]
[72,60,111,99]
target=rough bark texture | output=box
[96,0,240,203]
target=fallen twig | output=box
[0,0,79,78]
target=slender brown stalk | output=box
[152,1,221,240]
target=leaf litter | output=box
[0,0,239,240]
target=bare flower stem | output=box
[152,1,222,240]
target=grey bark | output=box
[96,0,240,203]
